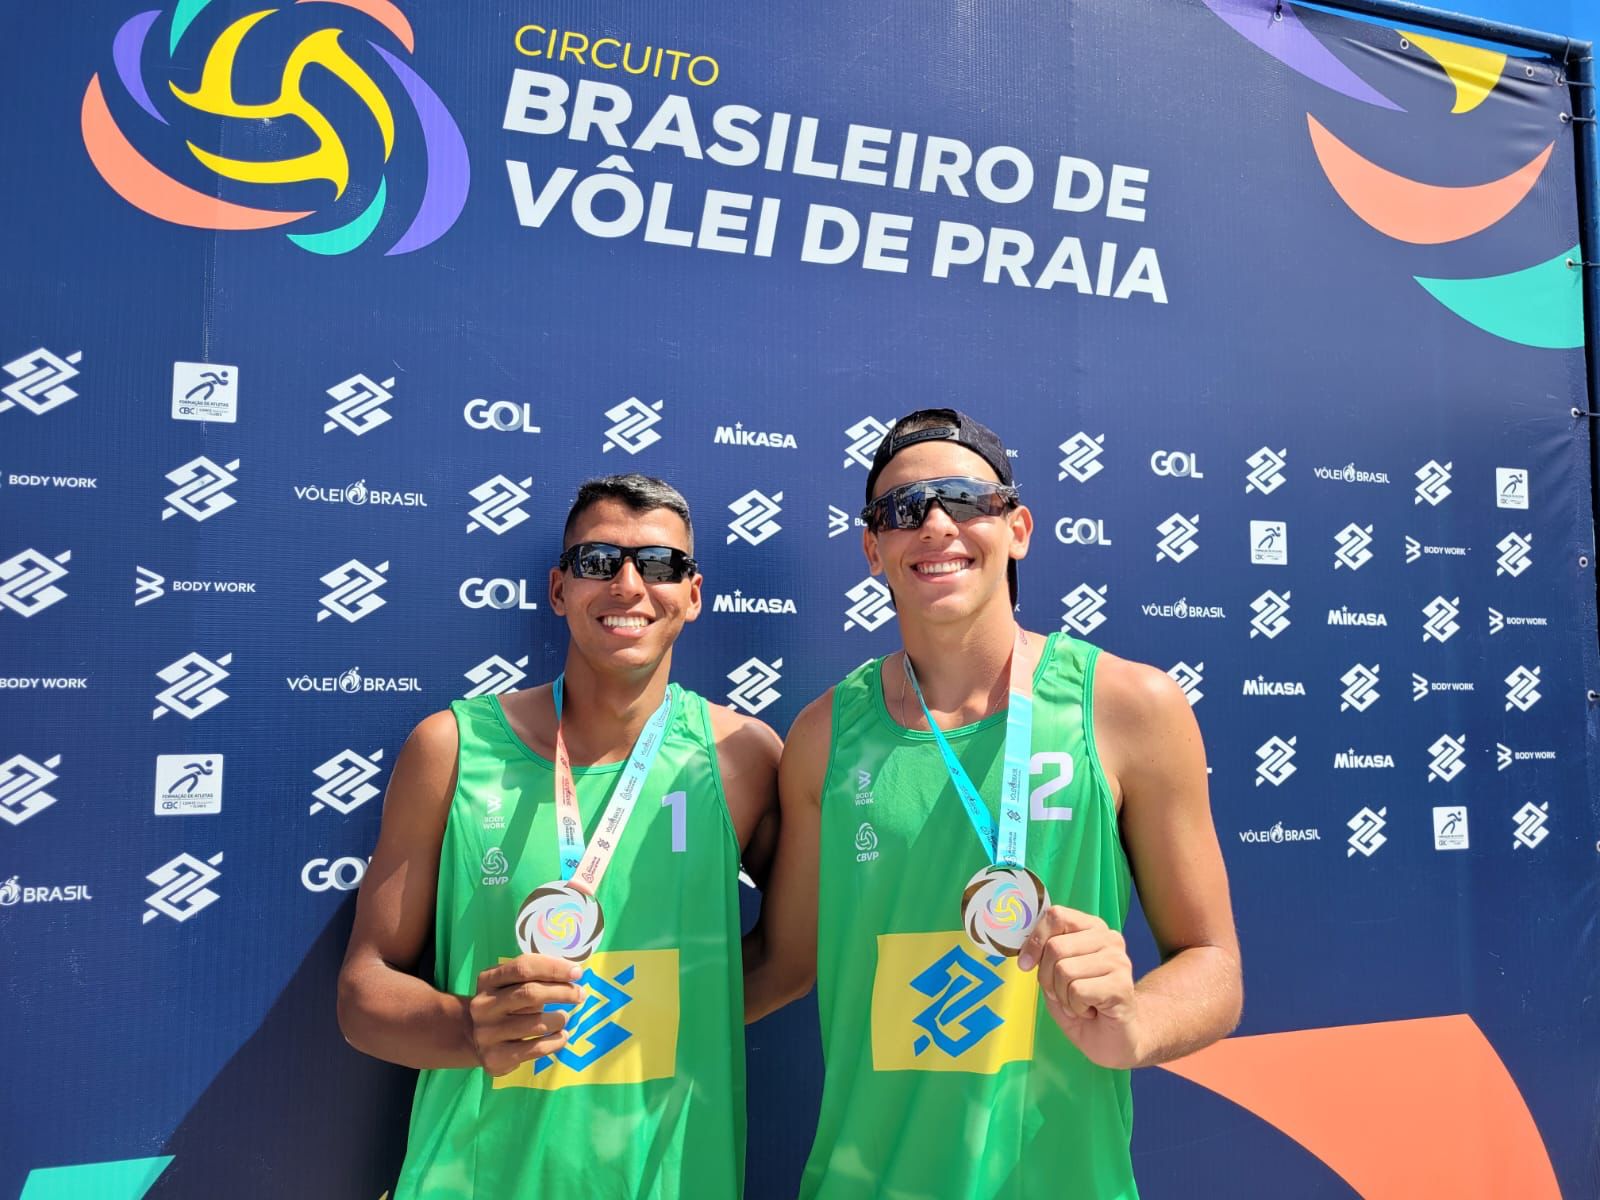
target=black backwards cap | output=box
[863,408,1020,606]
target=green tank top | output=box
[801,634,1137,1200]
[394,685,746,1200]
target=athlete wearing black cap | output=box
[745,408,1242,1200]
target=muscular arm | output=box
[741,691,829,1023]
[336,711,581,1073]
[707,703,782,889]
[1099,656,1243,1066]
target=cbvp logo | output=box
[0,549,71,617]
[727,489,783,546]
[0,753,62,826]
[324,374,395,435]
[82,4,468,256]
[603,398,663,454]
[727,656,783,715]
[2,348,83,415]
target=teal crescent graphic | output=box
[170,0,213,54]
[21,1156,174,1199]
[1415,245,1586,349]
[289,177,389,254]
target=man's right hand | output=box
[468,955,586,1077]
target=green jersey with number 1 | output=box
[394,685,745,1199]
[802,633,1138,1200]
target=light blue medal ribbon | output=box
[551,674,674,888]
[901,630,1034,869]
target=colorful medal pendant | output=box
[961,864,1050,957]
[515,879,605,962]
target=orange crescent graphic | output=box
[1159,1015,1561,1199]
[1307,114,1553,244]
[297,0,415,52]
[81,74,312,230]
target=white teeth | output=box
[602,616,649,628]
[915,560,971,576]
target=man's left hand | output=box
[1017,905,1142,1069]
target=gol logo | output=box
[82,1,468,256]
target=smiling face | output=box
[862,441,1032,629]
[550,498,702,674]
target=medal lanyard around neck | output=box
[901,629,1034,868]
[551,674,673,892]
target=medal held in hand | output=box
[513,676,672,962]
[902,629,1051,957]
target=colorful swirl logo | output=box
[81,0,468,255]
[516,882,604,962]
[961,865,1049,958]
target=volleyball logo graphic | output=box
[961,865,1050,957]
[516,881,605,963]
[81,0,468,256]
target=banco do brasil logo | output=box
[82,0,468,255]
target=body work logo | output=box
[143,851,223,923]
[727,656,782,715]
[727,489,783,545]
[152,651,231,719]
[2,348,83,415]
[0,753,62,825]
[325,373,396,434]
[311,748,386,814]
[163,455,238,521]
[82,4,468,256]
[0,549,71,617]
[603,398,663,454]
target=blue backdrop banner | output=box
[2,1,1598,1197]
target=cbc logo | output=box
[1150,451,1204,479]
[1055,517,1112,546]
[301,856,369,892]
[464,399,541,434]
[460,577,540,610]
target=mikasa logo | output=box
[713,591,797,615]
[714,422,797,449]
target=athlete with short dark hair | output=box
[340,472,779,1199]
[745,411,1242,1199]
